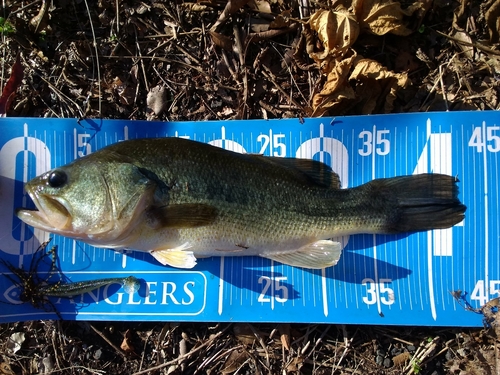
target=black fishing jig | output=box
[0,240,139,318]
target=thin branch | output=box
[89,324,127,360]
[131,325,231,375]
[83,0,102,117]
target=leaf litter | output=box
[0,0,499,373]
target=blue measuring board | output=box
[0,112,498,326]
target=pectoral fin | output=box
[147,203,218,229]
[150,243,197,268]
[262,240,343,269]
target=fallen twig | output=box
[131,325,231,375]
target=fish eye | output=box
[48,170,68,188]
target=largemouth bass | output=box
[16,138,466,269]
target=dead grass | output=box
[1,321,498,374]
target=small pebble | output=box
[407,345,416,352]
[94,348,102,360]
[376,355,384,366]
[383,358,392,368]
[391,347,402,356]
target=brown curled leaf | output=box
[485,0,500,43]
[209,30,233,51]
[349,58,408,114]
[211,0,251,32]
[352,0,428,36]
[308,7,359,62]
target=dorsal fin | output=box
[250,155,341,189]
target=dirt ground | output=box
[0,0,499,374]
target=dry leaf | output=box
[29,0,50,33]
[392,351,411,366]
[0,363,15,375]
[485,0,500,43]
[146,85,168,116]
[311,53,357,116]
[180,3,208,11]
[481,296,500,328]
[211,0,251,31]
[349,58,408,114]
[248,0,271,13]
[233,324,255,346]
[209,30,233,51]
[452,0,469,29]
[312,85,356,116]
[286,357,304,372]
[221,349,249,374]
[321,52,357,94]
[308,7,359,62]
[270,10,291,29]
[120,329,136,354]
[219,106,235,116]
[6,332,25,354]
[247,23,299,43]
[450,30,475,59]
[352,0,426,36]
[278,324,291,351]
[249,17,270,33]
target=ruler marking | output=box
[428,230,437,319]
[471,127,478,287]
[240,258,244,307]
[73,128,77,160]
[302,264,306,307]
[121,250,127,269]
[350,127,359,310]
[397,242,403,309]
[311,269,316,308]
[394,128,403,310]
[269,129,273,155]
[370,125,382,315]
[318,124,329,316]
[321,268,328,316]
[228,257,233,307]
[428,119,437,319]
[270,260,275,310]
[458,125,466,310]
[482,121,489,296]
[372,234,381,314]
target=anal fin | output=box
[150,242,197,268]
[261,240,343,269]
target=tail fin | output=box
[370,174,466,233]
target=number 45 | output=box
[468,125,500,153]
[470,280,500,306]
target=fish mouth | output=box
[16,192,73,234]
